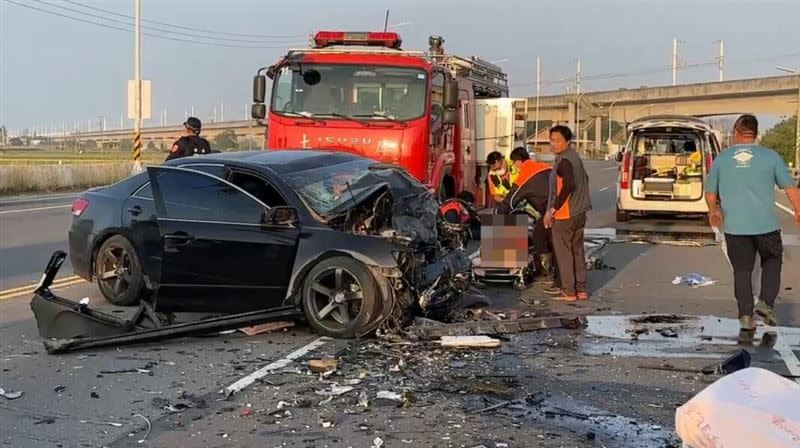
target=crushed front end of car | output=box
[312,165,483,337]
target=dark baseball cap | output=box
[184,116,202,132]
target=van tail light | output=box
[71,198,89,217]
[705,153,713,173]
[620,152,632,190]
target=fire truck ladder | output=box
[443,55,509,99]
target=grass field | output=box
[0,149,165,194]
[0,148,164,165]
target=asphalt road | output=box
[0,193,78,290]
[1,161,799,447]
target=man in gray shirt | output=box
[544,125,593,301]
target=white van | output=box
[616,115,721,222]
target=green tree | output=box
[761,115,797,165]
[146,140,157,152]
[213,130,239,151]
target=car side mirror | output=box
[263,206,299,226]
[251,104,266,120]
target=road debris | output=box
[238,321,295,336]
[676,367,800,448]
[133,413,151,443]
[53,385,66,393]
[440,335,501,348]
[0,387,23,400]
[315,385,354,396]
[239,406,253,417]
[704,349,751,375]
[657,327,678,338]
[151,397,195,413]
[672,273,715,287]
[376,390,403,401]
[308,357,339,374]
[409,315,587,340]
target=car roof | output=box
[170,149,369,173]
[628,115,712,133]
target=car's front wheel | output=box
[94,235,145,306]
[302,257,380,339]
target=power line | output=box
[30,0,302,45]
[5,0,302,49]
[47,0,305,43]
[510,52,800,89]
[62,0,307,39]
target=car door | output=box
[146,166,300,313]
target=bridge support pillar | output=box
[595,116,603,153]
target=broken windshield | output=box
[271,64,428,121]
[284,159,381,216]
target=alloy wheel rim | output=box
[309,266,364,332]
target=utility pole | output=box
[671,38,686,86]
[776,67,800,174]
[221,102,224,122]
[715,40,725,82]
[213,105,217,122]
[133,0,142,171]
[576,58,581,95]
[672,38,678,86]
[383,9,390,32]
[534,57,541,149]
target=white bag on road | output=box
[675,367,800,448]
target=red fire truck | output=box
[251,31,509,202]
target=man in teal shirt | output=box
[705,114,800,341]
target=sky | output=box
[1,0,799,134]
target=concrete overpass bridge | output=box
[51,120,266,149]
[523,74,800,149]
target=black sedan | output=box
[67,150,469,339]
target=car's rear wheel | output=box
[94,235,145,306]
[302,257,379,339]
[616,207,632,223]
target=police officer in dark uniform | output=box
[165,116,211,162]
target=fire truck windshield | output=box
[271,64,428,122]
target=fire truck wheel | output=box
[302,257,379,339]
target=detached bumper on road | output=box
[30,251,301,354]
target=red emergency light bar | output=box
[313,31,402,49]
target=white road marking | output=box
[0,193,78,205]
[599,187,609,192]
[778,349,800,384]
[0,204,71,214]
[775,201,794,216]
[602,166,619,171]
[224,336,330,396]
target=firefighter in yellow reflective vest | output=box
[486,151,519,203]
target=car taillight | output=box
[72,198,89,217]
[705,153,713,173]
[620,152,631,190]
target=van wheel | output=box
[302,257,380,339]
[616,207,632,223]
